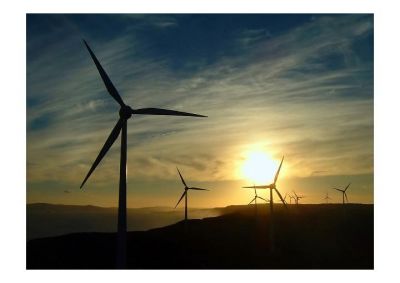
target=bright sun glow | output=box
[241,150,279,184]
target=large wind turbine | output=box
[175,168,209,221]
[79,40,206,268]
[246,185,269,215]
[242,156,287,252]
[332,183,351,205]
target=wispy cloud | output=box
[27,15,373,202]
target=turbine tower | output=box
[332,183,351,204]
[242,156,287,252]
[175,167,209,221]
[80,40,206,269]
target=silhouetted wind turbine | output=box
[288,194,295,204]
[332,183,351,205]
[79,40,206,269]
[324,192,331,204]
[242,156,287,252]
[175,168,209,221]
[292,191,305,205]
[246,185,269,215]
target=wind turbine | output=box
[79,40,206,268]
[288,194,295,204]
[332,183,351,204]
[246,185,269,215]
[175,167,209,221]
[292,191,305,205]
[242,156,287,252]
[324,192,332,204]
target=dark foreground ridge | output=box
[27,204,373,269]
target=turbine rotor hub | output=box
[119,105,133,120]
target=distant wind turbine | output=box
[79,40,207,268]
[324,192,331,204]
[332,183,351,205]
[175,168,209,221]
[288,194,295,204]
[246,185,269,215]
[242,156,287,252]
[292,191,305,205]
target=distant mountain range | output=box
[27,203,220,240]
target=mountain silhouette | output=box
[27,203,373,269]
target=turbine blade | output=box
[132,108,207,117]
[248,197,256,205]
[243,185,271,189]
[176,167,187,187]
[345,182,351,192]
[257,196,269,203]
[83,40,125,107]
[189,187,209,191]
[254,185,271,189]
[293,191,298,198]
[80,118,123,188]
[345,192,349,203]
[274,156,284,184]
[275,188,288,208]
[334,188,344,192]
[175,191,186,208]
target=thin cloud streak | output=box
[27,15,373,202]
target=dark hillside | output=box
[27,204,373,269]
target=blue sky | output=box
[27,14,373,207]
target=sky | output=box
[27,14,373,208]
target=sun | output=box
[241,150,279,184]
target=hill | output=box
[27,203,219,240]
[27,203,373,269]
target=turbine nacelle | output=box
[119,105,133,120]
